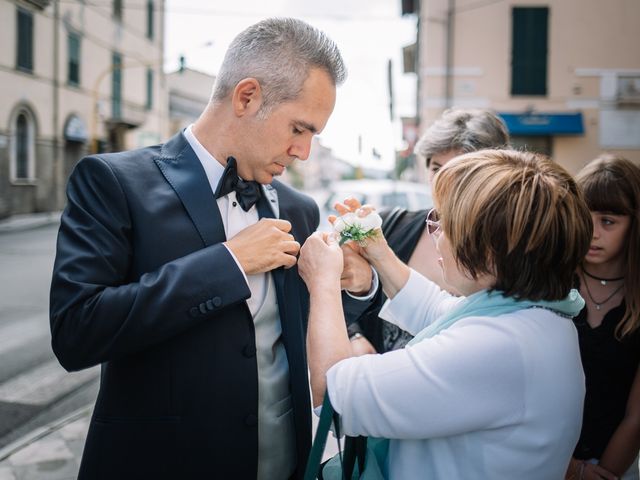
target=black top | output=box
[572,301,640,460]
[344,208,428,353]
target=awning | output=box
[64,115,88,143]
[498,112,584,136]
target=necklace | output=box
[581,271,624,311]
[582,268,625,286]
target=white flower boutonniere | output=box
[333,210,383,246]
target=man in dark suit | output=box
[49,18,346,479]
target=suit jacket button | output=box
[199,303,207,314]
[245,414,258,427]
[243,345,256,358]
[213,296,222,307]
[206,300,214,311]
[189,307,199,317]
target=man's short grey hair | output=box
[211,17,347,115]
[415,108,510,166]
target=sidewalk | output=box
[0,406,91,480]
[0,403,337,480]
[0,212,61,234]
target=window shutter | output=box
[511,7,548,96]
[147,0,154,40]
[17,9,34,72]
[146,68,153,110]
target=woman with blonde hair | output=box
[299,150,592,478]
[566,155,640,480]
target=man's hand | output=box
[225,218,300,275]
[341,244,373,294]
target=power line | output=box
[56,0,408,22]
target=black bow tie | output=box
[214,156,262,212]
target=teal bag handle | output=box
[304,393,388,480]
[304,393,362,480]
[304,393,339,480]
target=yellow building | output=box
[0,0,167,217]
[406,0,639,178]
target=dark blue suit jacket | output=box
[50,132,319,479]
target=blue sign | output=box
[498,112,584,136]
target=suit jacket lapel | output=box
[259,184,279,219]
[257,185,298,351]
[154,132,226,247]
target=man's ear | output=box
[232,78,262,117]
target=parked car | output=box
[317,179,432,231]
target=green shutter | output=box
[112,53,122,118]
[68,33,80,85]
[511,7,548,96]
[113,0,122,20]
[147,0,154,40]
[146,68,153,110]
[17,8,34,72]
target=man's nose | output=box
[290,136,313,161]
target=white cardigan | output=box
[327,269,585,479]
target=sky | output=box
[164,0,418,171]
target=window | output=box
[16,114,29,178]
[511,7,548,96]
[67,32,81,85]
[112,52,122,118]
[11,108,36,182]
[510,136,552,157]
[16,8,34,72]
[146,0,154,40]
[113,0,122,21]
[146,68,153,110]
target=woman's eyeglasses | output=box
[426,208,441,239]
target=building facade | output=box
[167,66,214,135]
[0,0,167,218]
[406,0,640,178]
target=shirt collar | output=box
[183,124,225,192]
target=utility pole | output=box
[53,0,62,208]
[387,58,394,122]
[444,0,455,109]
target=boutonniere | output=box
[333,210,383,246]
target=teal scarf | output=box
[369,288,585,479]
[408,287,585,346]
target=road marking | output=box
[0,360,98,406]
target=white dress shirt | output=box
[183,125,266,315]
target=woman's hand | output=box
[299,232,343,295]
[582,462,618,480]
[566,459,618,480]
[330,197,410,299]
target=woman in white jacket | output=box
[299,149,593,479]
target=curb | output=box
[0,404,92,463]
[0,212,61,233]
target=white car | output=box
[318,179,432,231]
